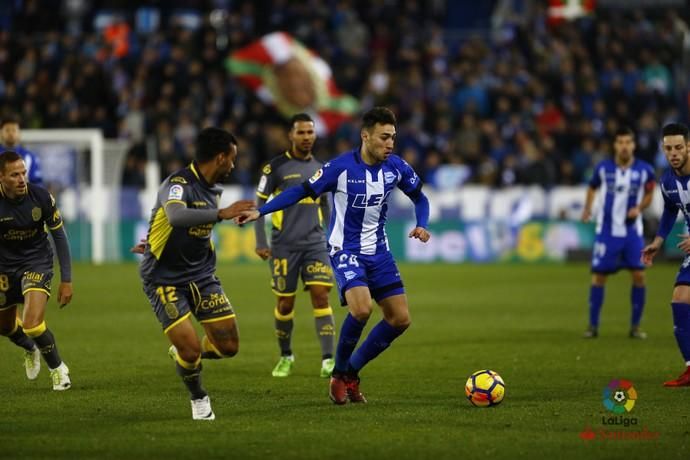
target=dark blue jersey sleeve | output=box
[395,156,423,198]
[37,189,71,281]
[413,191,430,228]
[657,186,679,239]
[303,161,340,197]
[258,184,309,216]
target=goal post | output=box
[22,129,108,264]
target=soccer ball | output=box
[465,370,505,407]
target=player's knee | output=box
[311,294,330,308]
[350,305,372,322]
[389,315,411,330]
[277,297,295,316]
[176,343,201,363]
[216,339,239,357]
[592,274,606,286]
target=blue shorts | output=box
[591,233,644,274]
[330,249,404,306]
[675,256,690,286]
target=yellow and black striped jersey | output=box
[140,162,222,285]
[0,183,63,271]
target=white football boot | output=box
[50,362,71,391]
[24,347,41,380]
[191,395,215,421]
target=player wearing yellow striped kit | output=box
[254,114,336,378]
[139,128,254,420]
[0,150,73,391]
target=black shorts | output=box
[268,245,334,296]
[0,267,53,311]
[143,275,235,333]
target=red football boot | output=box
[329,373,348,405]
[344,375,367,403]
[663,367,690,387]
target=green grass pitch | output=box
[1,262,688,459]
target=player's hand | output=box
[408,227,431,243]
[641,242,661,266]
[58,282,73,308]
[627,207,641,219]
[677,234,690,254]
[219,200,255,220]
[581,208,591,223]
[255,248,271,260]
[130,238,147,254]
[235,210,260,225]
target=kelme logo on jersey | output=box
[602,379,636,414]
[309,168,323,184]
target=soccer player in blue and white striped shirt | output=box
[581,127,655,339]
[239,107,431,404]
[642,122,690,387]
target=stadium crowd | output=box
[0,0,688,189]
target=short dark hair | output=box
[662,122,689,141]
[196,127,237,163]
[362,107,396,130]
[0,115,20,129]
[613,126,635,140]
[289,113,313,129]
[0,150,22,171]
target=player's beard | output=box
[217,170,231,183]
[294,144,312,157]
[673,156,688,173]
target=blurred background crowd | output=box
[0,0,689,190]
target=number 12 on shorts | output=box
[156,286,178,303]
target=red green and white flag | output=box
[226,32,359,134]
[548,0,596,25]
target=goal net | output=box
[21,129,130,264]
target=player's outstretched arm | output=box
[165,200,254,226]
[236,210,260,224]
[218,200,256,220]
[238,184,310,224]
[254,196,271,260]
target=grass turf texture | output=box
[1,262,688,459]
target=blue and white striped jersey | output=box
[303,148,422,256]
[658,169,690,233]
[589,159,655,237]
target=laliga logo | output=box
[602,379,636,414]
